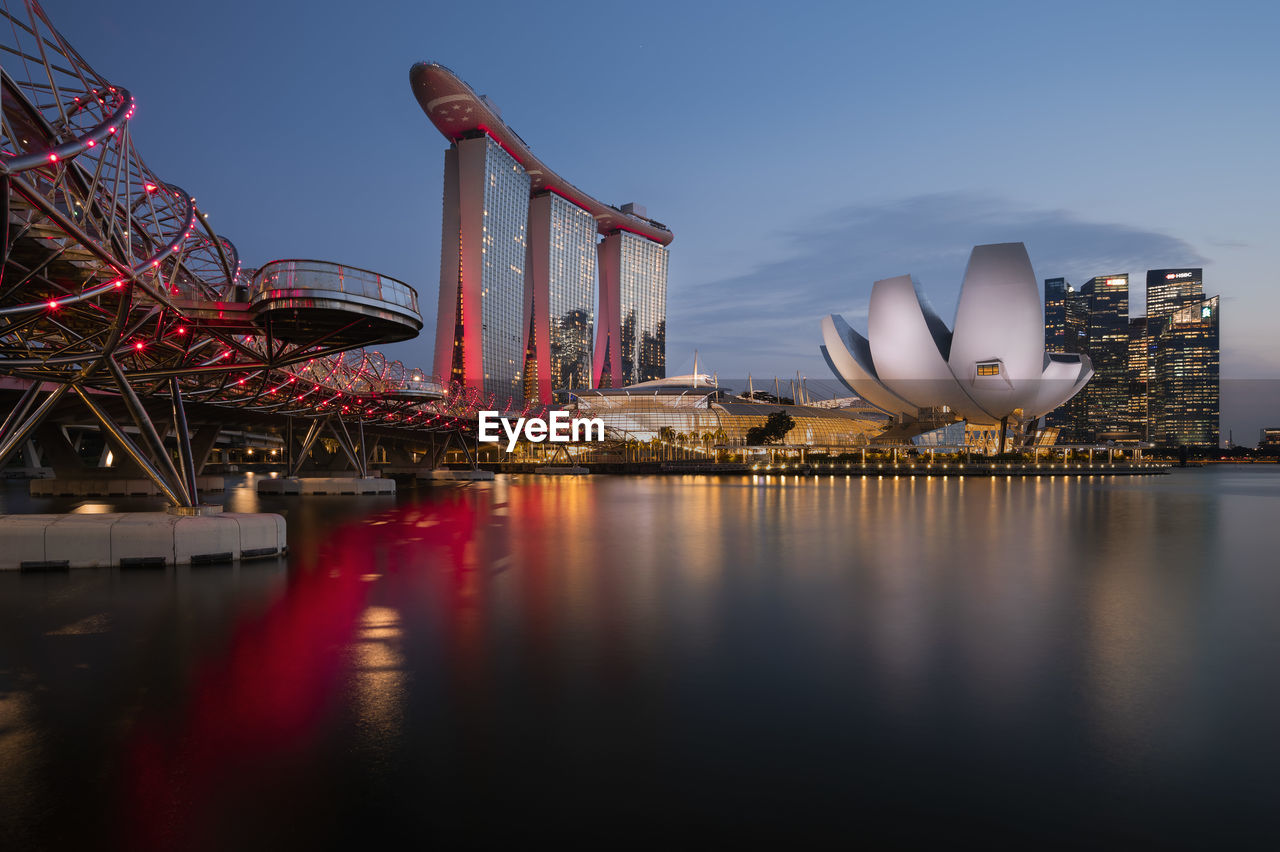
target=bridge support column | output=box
[107,360,191,506]
[169,377,201,505]
[0,383,72,471]
[71,385,186,507]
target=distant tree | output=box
[746,410,796,445]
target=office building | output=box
[1072,274,1131,441]
[1146,268,1203,320]
[1151,296,1219,447]
[1043,278,1089,442]
[1045,265,1222,447]
[1128,317,1151,439]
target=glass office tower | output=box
[1044,277,1087,355]
[1152,296,1220,447]
[1044,277,1090,442]
[433,135,531,405]
[525,192,596,406]
[1146,268,1203,320]
[1044,277,1070,354]
[1076,275,1131,440]
[1128,317,1150,439]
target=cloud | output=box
[669,192,1207,377]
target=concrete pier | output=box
[256,476,396,495]
[0,508,286,570]
[30,475,225,497]
[418,469,494,481]
[534,466,589,476]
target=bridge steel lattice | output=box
[0,0,518,505]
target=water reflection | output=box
[0,469,1278,845]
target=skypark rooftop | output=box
[409,62,674,246]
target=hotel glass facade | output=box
[546,194,596,394]
[418,65,673,404]
[478,138,530,403]
[619,231,668,385]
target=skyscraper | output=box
[1074,274,1131,441]
[1146,268,1203,319]
[595,222,669,388]
[1152,296,1219,446]
[1128,316,1150,439]
[1044,277,1090,442]
[432,135,531,404]
[411,63,674,407]
[525,191,596,404]
[1044,277,1071,354]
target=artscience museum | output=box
[821,243,1093,446]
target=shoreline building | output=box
[1043,274,1130,442]
[1043,277,1088,442]
[1079,274,1131,441]
[410,63,673,408]
[1043,266,1220,447]
[1151,295,1219,446]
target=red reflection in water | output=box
[122,497,483,850]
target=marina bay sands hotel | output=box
[410,63,673,407]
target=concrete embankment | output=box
[0,508,286,570]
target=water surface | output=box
[2,468,1279,846]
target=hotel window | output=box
[976,362,1000,377]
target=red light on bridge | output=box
[134,342,145,351]
[48,153,58,163]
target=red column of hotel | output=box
[525,195,554,408]
[594,233,623,388]
[433,137,489,392]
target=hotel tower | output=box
[410,63,673,408]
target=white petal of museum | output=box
[820,243,1093,427]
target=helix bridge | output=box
[0,0,525,507]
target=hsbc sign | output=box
[1165,272,1195,280]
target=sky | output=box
[41,0,1280,442]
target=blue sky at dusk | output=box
[47,0,1280,438]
